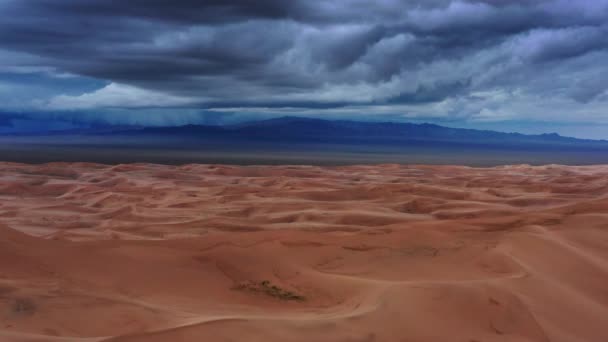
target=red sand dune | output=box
[0,162,607,341]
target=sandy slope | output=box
[0,162,607,341]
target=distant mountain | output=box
[230,116,573,141]
[98,116,606,150]
[5,116,608,151]
[3,116,608,165]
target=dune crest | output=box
[0,163,607,341]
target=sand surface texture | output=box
[0,162,607,341]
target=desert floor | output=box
[0,162,607,341]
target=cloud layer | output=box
[0,0,608,136]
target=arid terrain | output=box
[0,162,607,342]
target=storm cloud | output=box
[0,0,608,137]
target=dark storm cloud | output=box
[0,0,607,111]
[7,0,297,24]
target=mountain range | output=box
[2,116,608,165]
[111,116,607,150]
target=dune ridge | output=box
[0,162,607,341]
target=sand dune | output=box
[0,162,607,341]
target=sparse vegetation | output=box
[234,280,305,301]
[12,298,36,315]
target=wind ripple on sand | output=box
[0,163,607,341]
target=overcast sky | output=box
[1,0,608,138]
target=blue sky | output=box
[1,0,608,139]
